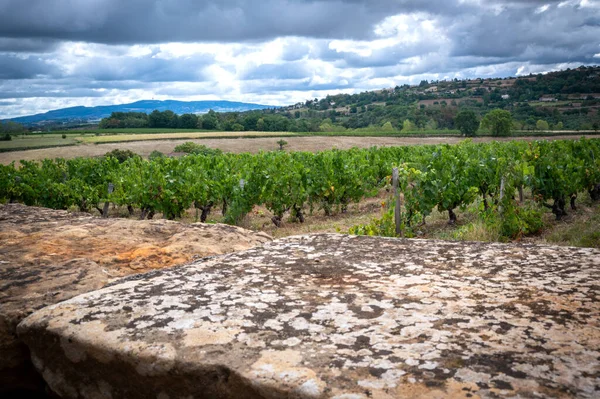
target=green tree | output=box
[277,139,288,151]
[381,121,394,132]
[454,110,479,137]
[536,120,549,131]
[481,109,513,137]
[163,110,179,128]
[232,123,245,131]
[0,121,26,135]
[200,110,219,130]
[402,119,415,132]
[555,122,564,130]
[178,113,198,129]
[148,110,167,128]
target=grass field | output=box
[526,101,572,107]
[80,131,298,143]
[36,128,211,135]
[0,135,79,152]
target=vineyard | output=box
[1,138,599,241]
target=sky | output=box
[0,0,599,119]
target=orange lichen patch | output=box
[5,231,210,276]
[25,236,192,273]
[115,246,192,272]
[0,203,271,279]
[384,379,482,399]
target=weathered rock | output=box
[17,234,600,398]
[0,204,272,278]
[0,203,271,394]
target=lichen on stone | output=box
[17,234,600,398]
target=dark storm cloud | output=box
[323,42,444,69]
[0,38,59,53]
[0,0,473,44]
[72,53,214,82]
[449,1,598,60]
[0,0,380,43]
[0,89,106,99]
[0,76,171,100]
[0,54,58,79]
[241,62,310,80]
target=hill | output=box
[269,65,600,132]
[100,66,596,133]
[2,100,273,127]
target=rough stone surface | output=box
[18,234,600,398]
[0,203,271,394]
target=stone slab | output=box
[0,203,271,394]
[17,234,600,398]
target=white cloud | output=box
[535,4,551,14]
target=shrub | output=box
[62,134,67,139]
[482,202,544,241]
[104,149,139,163]
[173,142,222,156]
[149,150,165,160]
[0,133,11,141]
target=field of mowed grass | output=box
[0,135,79,152]
[47,128,211,135]
[79,131,298,143]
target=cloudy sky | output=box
[0,0,599,118]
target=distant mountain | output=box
[4,100,274,126]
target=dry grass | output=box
[0,135,79,150]
[80,131,297,143]
[178,193,388,240]
[539,197,600,248]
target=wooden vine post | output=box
[102,183,114,218]
[499,176,506,216]
[392,167,403,237]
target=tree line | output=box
[0,121,28,140]
[98,107,539,138]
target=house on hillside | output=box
[539,96,557,102]
[425,86,438,93]
[501,95,510,100]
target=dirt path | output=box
[0,135,594,164]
